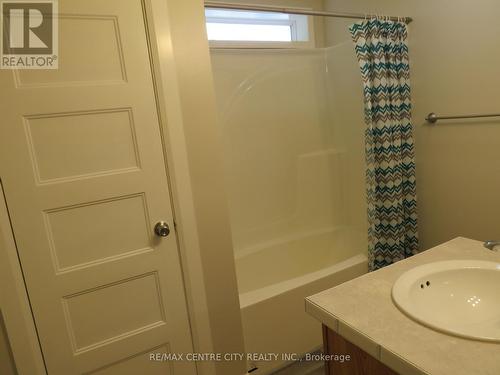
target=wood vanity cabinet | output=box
[322,325,399,375]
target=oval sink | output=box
[392,260,500,342]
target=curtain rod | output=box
[204,1,413,24]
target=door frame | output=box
[0,181,47,375]
[138,1,247,375]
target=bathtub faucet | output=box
[483,240,500,251]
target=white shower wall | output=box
[210,46,366,260]
[324,42,368,237]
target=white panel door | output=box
[0,0,197,374]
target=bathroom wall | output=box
[324,0,500,249]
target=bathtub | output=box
[236,227,368,374]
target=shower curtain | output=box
[350,19,418,271]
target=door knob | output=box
[154,221,170,237]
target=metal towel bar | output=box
[426,112,500,124]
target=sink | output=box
[392,260,500,342]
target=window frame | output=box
[205,7,316,49]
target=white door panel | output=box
[0,0,196,374]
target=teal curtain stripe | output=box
[354,45,409,55]
[363,84,411,95]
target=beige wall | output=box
[324,0,500,249]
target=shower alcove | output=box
[210,42,368,373]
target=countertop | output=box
[305,237,500,375]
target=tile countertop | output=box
[305,237,500,375]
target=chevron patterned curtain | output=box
[349,19,418,271]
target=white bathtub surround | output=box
[239,249,367,374]
[306,237,500,375]
[210,47,367,258]
[210,46,369,373]
[235,217,366,374]
[236,227,365,296]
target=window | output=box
[205,8,313,48]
